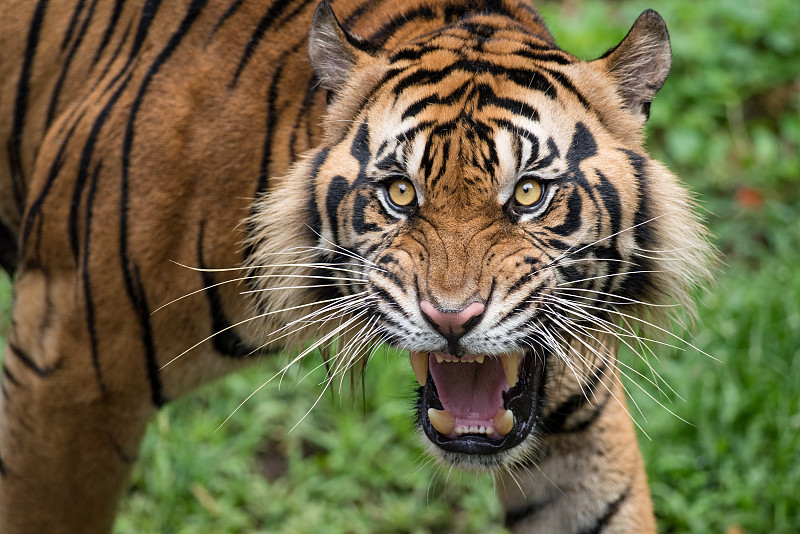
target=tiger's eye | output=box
[388,179,416,207]
[514,178,543,206]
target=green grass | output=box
[2,0,800,532]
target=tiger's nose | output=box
[419,300,485,341]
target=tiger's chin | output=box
[411,350,547,469]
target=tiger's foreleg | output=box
[0,269,155,534]
[499,374,655,533]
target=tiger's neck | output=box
[499,372,655,533]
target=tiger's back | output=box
[0,1,712,533]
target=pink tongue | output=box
[428,355,508,434]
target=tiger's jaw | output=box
[413,351,546,465]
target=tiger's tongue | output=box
[429,355,508,437]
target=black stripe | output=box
[2,365,20,387]
[7,343,61,378]
[352,193,379,235]
[528,137,559,171]
[367,6,437,47]
[561,388,612,433]
[548,188,583,237]
[504,495,558,528]
[197,221,259,359]
[81,160,107,395]
[129,263,167,407]
[128,0,164,63]
[578,482,632,534]
[617,149,655,300]
[121,0,206,407]
[540,66,590,110]
[8,0,50,211]
[61,0,87,51]
[93,17,132,83]
[401,80,471,121]
[566,122,598,170]
[373,265,405,293]
[206,0,244,43]
[110,438,138,465]
[325,175,349,245]
[230,0,309,87]
[477,89,540,122]
[372,286,406,315]
[540,362,606,434]
[90,0,125,69]
[514,47,573,65]
[47,0,99,127]
[63,1,165,262]
[0,220,18,274]
[306,148,329,236]
[258,42,304,195]
[391,59,557,99]
[594,170,622,236]
[21,108,87,259]
[288,64,323,159]
[68,70,134,261]
[341,0,386,28]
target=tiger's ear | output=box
[308,1,375,92]
[594,10,671,122]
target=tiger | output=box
[0,0,714,532]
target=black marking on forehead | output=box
[527,137,559,171]
[492,118,540,152]
[401,80,472,121]
[566,122,597,169]
[390,59,557,99]
[351,122,371,165]
[477,89,540,122]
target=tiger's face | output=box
[262,3,705,470]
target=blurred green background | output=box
[1,0,798,532]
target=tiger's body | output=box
[0,1,712,532]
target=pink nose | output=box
[419,300,485,339]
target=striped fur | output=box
[0,1,712,532]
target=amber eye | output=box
[387,178,417,208]
[514,178,543,206]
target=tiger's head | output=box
[249,2,711,470]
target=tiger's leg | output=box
[0,268,155,534]
[499,375,655,533]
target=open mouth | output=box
[412,351,546,455]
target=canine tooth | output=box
[493,409,514,436]
[435,354,445,363]
[410,352,428,386]
[428,408,455,435]
[475,355,485,364]
[501,354,520,387]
